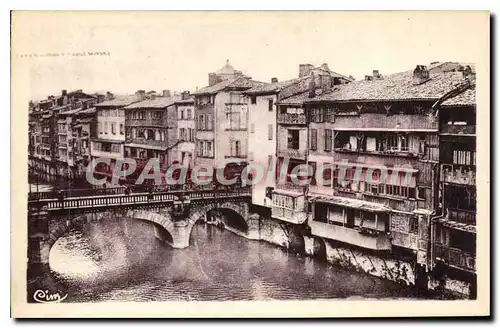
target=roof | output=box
[79,107,96,115]
[436,217,476,234]
[174,97,195,104]
[441,88,476,107]
[192,77,265,96]
[244,78,303,95]
[279,91,314,106]
[95,95,139,107]
[307,69,467,103]
[59,107,84,116]
[123,96,180,109]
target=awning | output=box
[436,217,476,234]
[332,162,419,173]
[310,194,390,213]
[125,143,167,151]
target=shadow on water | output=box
[28,217,437,302]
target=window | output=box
[198,114,205,130]
[207,141,213,157]
[268,99,274,112]
[287,129,299,149]
[190,128,195,142]
[179,128,186,140]
[152,111,162,120]
[187,108,192,120]
[104,122,108,134]
[120,124,124,135]
[400,135,409,152]
[111,123,116,135]
[251,96,257,104]
[325,107,334,122]
[310,129,317,150]
[453,150,475,166]
[324,129,332,151]
[111,144,121,153]
[98,123,102,134]
[268,124,273,140]
[140,111,146,120]
[235,140,240,157]
[387,134,398,151]
[180,109,185,120]
[409,217,419,234]
[250,123,255,133]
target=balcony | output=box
[277,148,306,160]
[276,181,306,194]
[435,243,476,272]
[442,165,476,186]
[447,208,476,226]
[271,206,307,224]
[440,124,475,136]
[310,220,392,251]
[277,113,306,125]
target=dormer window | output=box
[413,65,430,85]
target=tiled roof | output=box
[123,96,181,109]
[79,107,96,115]
[278,91,314,106]
[441,88,476,107]
[192,77,265,95]
[95,95,139,107]
[308,70,467,103]
[244,78,303,95]
[175,97,195,104]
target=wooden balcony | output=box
[435,243,475,272]
[271,206,307,224]
[447,208,476,226]
[310,221,391,250]
[277,113,306,125]
[276,181,306,194]
[441,164,476,186]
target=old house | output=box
[434,69,476,297]
[192,61,264,177]
[304,63,471,288]
[91,93,140,183]
[174,91,196,167]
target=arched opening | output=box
[313,237,327,262]
[218,208,249,234]
[288,226,305,255]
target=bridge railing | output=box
[29,186,252,211]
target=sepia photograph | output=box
[10,10,490,318]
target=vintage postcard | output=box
[11,11,490,318]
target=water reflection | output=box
[46,218,421,302]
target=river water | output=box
[41,219,424,302]
[28,182,424,301]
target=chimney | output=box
[271,77,278,83]
[373,70,380,78]
[135,90,146,101]
[106,91,114,100]
[299,64,314,78]
[181,91,190,100]
[308,73,317,98]
[364,75,373,81]
[320,63,330,72]
[413,65,430,85]
[62,90,67,96]
[162,89,171,98]
[150,94,156,100]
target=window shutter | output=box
[311,129,317,150]
[268,124,273,140]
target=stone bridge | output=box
[27,187,259,266]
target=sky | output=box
[12,11,489,101]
